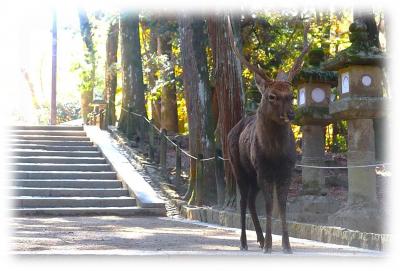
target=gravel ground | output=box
[10,215,383,256]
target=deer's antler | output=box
[226,16,272,82]
[287,22,312,82]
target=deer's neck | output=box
[255,110,290,154]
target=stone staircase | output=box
[8,125,164,216]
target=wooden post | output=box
[175,141,182,185]
[148,120,155,161]
[160,128,167,178]
[105,105,110,130]
[100,110,106,130]
[196,153,204,206]
[139,116,146,153]
[126,106,132,138]
[214,148,225,208]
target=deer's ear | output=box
[255,73,268,94]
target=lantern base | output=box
[286,195,341,225]
[328,203,384,233]
[329,96,387,120]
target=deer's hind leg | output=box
[237,178,249,251]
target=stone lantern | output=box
[294,48,337,196]
[322,20,387,233]
[285,49,340,224]
[89,99,107,129]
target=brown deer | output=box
[226,16,310,253]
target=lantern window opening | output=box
[311,88,326,103]
[361,74,373,87]
[298,87,306,106]
[341,72,350,94]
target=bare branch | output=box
[226,16,272,82]
[287,22,312,82]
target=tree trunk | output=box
[207,14,245,210]
[78,9,95,124]
[146,23,162,127]
[105,20,119,126]
[178,15,217,206]
[157,21,179,134]
[140,19,162,128]
[119,11,146,137]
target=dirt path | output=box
[10,215,382,256]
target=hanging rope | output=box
[105,101,391,169]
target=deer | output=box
[226,16,310,254]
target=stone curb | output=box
[107,127,390,251]
[85,126,165,211]
[165,194,389,251]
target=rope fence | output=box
[100,100,391,170]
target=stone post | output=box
[347,119,378,206]
[301,125,326,195]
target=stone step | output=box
[7,144,98,152]
[12,207,166,216]
[9,163,112,172]
[11,187,129,197]
[12,196,136,208]
[11,171,117,180]
[13,179,122,189]
[10,150,101,157]
[9,125,83,131]
[8,140,93,146]
[9,156,107,164]
[10,135,91,141]
[10,130,87,136]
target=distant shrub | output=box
[57,102,81,124]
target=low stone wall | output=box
[108,127,390,252]
[161,185,389,251]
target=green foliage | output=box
[333,134,348,153]
[326,120,348,153]
[70,10,111,99]
[70,61,103,96]
[57,102,81,124]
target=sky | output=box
[9,5,84,124]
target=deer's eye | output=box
[268,94,277,102]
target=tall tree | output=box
[141,17,161,126]
[156,17,179,133]
[78,9,96,124]
[119,11,146,137]
[178,15,217,206]
[105,19,119,126]
[208,14,245,209]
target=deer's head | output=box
[254,74,295,124]
[227,16,310,125]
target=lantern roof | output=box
[294,48,338,86]
[322,21,386,71]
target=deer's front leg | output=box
[258,174,274,254]
[276,180,292,254]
